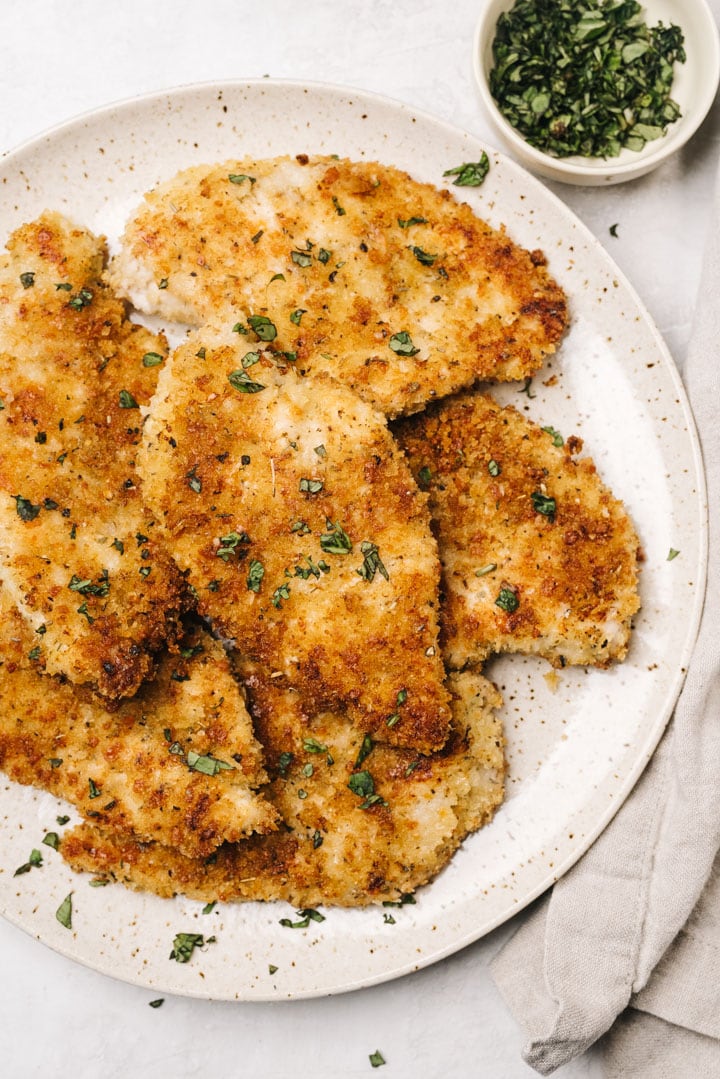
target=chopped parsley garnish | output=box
[14,849,43,876]
[118,389,139,409]
[290,308,307,325]
[355,735,374,768]
[279,908,326,929]
[382,892,416,908]
[417,465,432,487]
[228,173,256,185]
[228,368,265,394]
[303,737,328,754]
[67,288,93,310]
[216,530,250,560]
[277,751,294,777]
[291,250,313,268]
[142,352,164,367]
[443,155,490,186]
[542,425,564,447]
[13,494,41,521]
[247,559,265,593]
[398,215,428,228]
[76,602,94,624]
[317,248,331,264]
[55,892,73,929]
[609,223,619,238]
[369,1050,387,1068]
[169,932,213,963]
[496,587,520,613]
[475,563,498,577]
[386,688,408,728]
[42,832,60,850]
[27,646,41,661]
[348,770,387,809]
[357,541,389,583]
[389,330,420,356]
[248,314,277,341]
[488,459,501,477]
[186,751,234,777]
[148,999,164,1009]
[272,583,291,608]
[68,573,110,597]
[489,0,686,159]
[408,245,436,266]
[319,520,352,554]
[186,466,202,493]
[299,477,323,494]
[531,491,557,518]
[88,779,102,799]
[348,770,375,798]
[19,271,35,289]
[667,547,680,561]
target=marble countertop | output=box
[1,3,718,1076]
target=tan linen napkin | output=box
[489,163,720,1075]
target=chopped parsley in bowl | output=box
[473,0,720,185]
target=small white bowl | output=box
[473,0,720,185]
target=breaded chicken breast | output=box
[137,321,451,752]
[0,619,276,858]
[60,667,505,906]
[394,392,641,668]
[108,155,568,417]
[0,213,189,698]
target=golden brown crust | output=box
[0,619,276,857]
[60,667,505,906]
[137,323,451,752]
[109,155,568,417]
[394,391,641,668]
[0,213,189,698]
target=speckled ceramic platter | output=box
[0,80,707,1001]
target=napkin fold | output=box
[490,160,720,1075]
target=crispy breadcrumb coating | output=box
[394,391,641,668]
[137,321,451,752]
[0,617,276,857]
[60,667,505,906]
[108,155,568,417]
[0,213,189,698]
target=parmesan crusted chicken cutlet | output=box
[60,667,505,906]
[0,615,276,858]
[394,392,641,669]
[0,213,188,698]
[137,321,451,752]
[108,155,568,417]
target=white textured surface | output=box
[1,2,718,1076]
